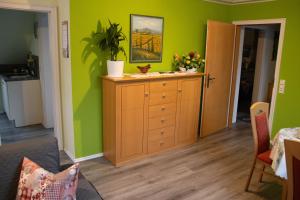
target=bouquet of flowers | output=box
[173,51,205,72]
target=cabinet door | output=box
[120,83,147,161]
[176,78,202,145]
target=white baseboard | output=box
[64,149,75,162]
[64,150,103,163]
[74,153,103,163]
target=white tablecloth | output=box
[270,128,300,179]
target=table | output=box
[270,128,300,179]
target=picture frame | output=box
[130,14,164,63]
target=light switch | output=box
[279,80,285,94]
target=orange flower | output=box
[174,53,180,61]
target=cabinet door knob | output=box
[145,93,149,97]
[160,141,164,146]
[161,106,166,111]
[178,89,182,93]
[162,94,166,99]
[161,119,165,123]
[162,82,166,86]
[161,130,164,135]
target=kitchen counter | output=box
[0,74,39,82]
[1,77,43,127]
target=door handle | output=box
[207,74,216,88]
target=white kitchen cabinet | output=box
[1,79,10,118]
[1,79,43,127]
[0,82,3,114]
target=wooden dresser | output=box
[102,73,203,166]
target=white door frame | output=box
[232,18,286,132]
[0,2,63,149]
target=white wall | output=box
[58,0,75,159]
[0,9,35,64]
[31,13,54,128]
[252,29,277,102]
[0,0,76,158]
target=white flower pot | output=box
[107,60,124,77]
[187,68,197,73]
[179,67,186,72]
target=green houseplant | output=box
[83,20,127,77]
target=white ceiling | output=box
[204,0,275,5]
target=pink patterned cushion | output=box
[16,157,79,200]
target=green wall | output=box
[70,0,300,158]
[229,0,300,136]
[70,0,229,157]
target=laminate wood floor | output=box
[62,122,282,200]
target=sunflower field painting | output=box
[130,14,164,63]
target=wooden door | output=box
[201,20,236,137]
[120,83,147,160]
[176,78,202,145]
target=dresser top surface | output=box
[102,72,204,83]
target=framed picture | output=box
[130,14,164,63]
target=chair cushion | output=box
[0,136,60,200]
[255,112,270,155]
[257,150,273,165]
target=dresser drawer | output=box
[148,127,175,153]
[150,80,177,92]
[149,103,177,118]
[148,126,175,140]
[149,91,177,105]
[149,114,176,130]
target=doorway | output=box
[0,9,54,145]
[0,2,62,148]
[233,25,280,124]
[230,19,286,132]
[200,19,286,137]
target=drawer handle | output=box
[162,94,166,99]
[178,89,182,93]
[161,130,164,135]
[161,119,165,123]
[160,141,164,146]
[162,82,166,86]
[161,106,166,111]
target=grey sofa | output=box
[0,136,102,200]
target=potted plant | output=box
[173,51,205,73]
[83,20,127,77]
